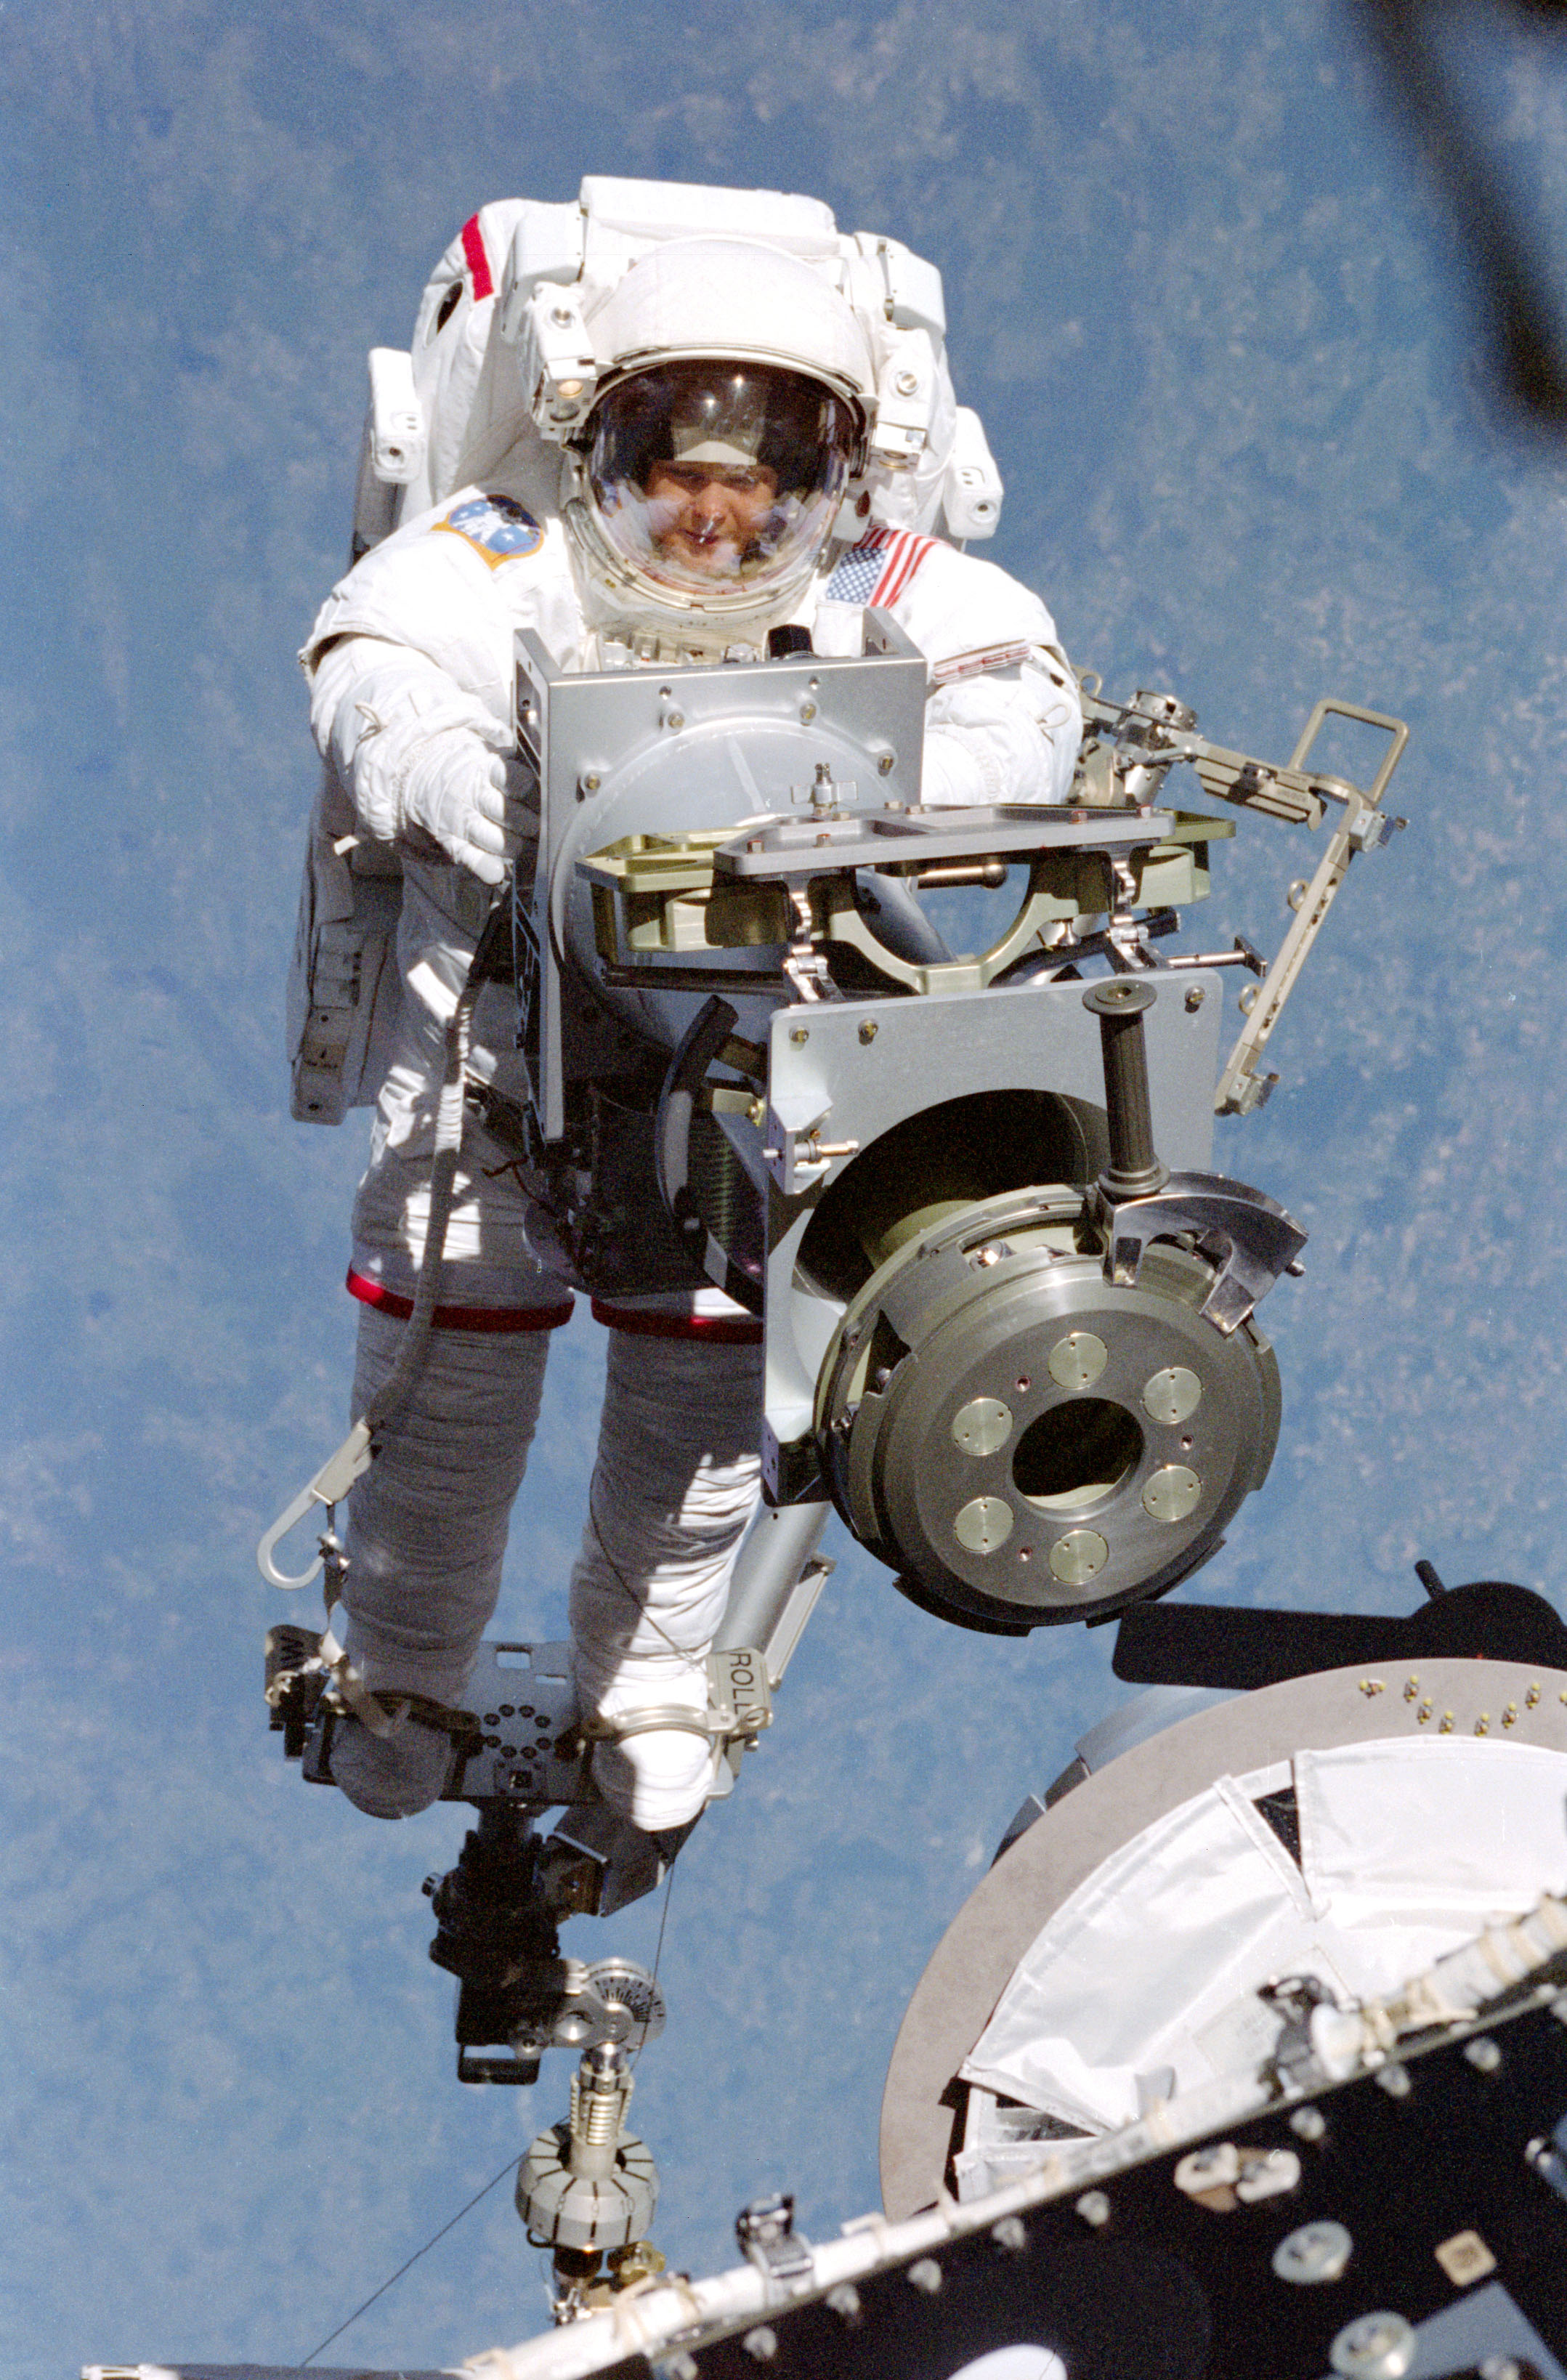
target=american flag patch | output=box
[823,525,937,608]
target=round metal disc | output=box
[1048,1332,1108,1391]
[1141,1464,1202,1522]
[1048,1529,1108,1584]
[955,1497,1015,1553]
[820,1189,1280,1626]
[1142,1366,1202,1425]
[584,1957,667,2051]
[952,1398,1015,1458]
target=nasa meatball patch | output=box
[433,493,545,569]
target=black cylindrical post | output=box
[1082,979,1168,1198]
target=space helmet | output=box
[565,238,877,632]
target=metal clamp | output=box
[1093,1170,1308,1334]
[736,2194,814,2289]
[1214,784,1404,1117]
[575,1650,773,1753]
[1074,682,1409,1117]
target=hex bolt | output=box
[907,2258,942,2294]
[1273,2219,1353,2283]
[991,2216,1027,2253]
[1289,2105,1327,2142]
[1082,980,1167,1197]
[1329,2311,1416,2379]
[1075,2190,1111,2228]
[742,2328,778,2363]
[1465,2036,1502,2073]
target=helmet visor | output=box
[586,361,857,602]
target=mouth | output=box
[664,527,736,571]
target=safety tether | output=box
[256,906,502,1732]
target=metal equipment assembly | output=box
[252,606,1426,2357]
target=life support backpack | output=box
[289,178,1005,1124]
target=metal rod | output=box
[1082,979,1168,1198]
[716,1502,832,1680]
[899,859,1009,889]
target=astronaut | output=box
[299,209,1082,1831]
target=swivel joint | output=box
[517,2038,659,2260]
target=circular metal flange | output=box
[815,1185,1281,1627]
[583,1958,668,2052]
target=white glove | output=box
[389,727,517,885]
[311,639,522,885]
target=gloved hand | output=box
[311,638,523,886]
[920,652,1082,810]
[391,727,517,885]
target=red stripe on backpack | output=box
[460,214,494,301]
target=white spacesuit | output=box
[298,189,1082,1829]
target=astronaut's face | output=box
[584,361,855,608]
[642,458,781,578]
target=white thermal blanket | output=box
[961,1735,1567,2133]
